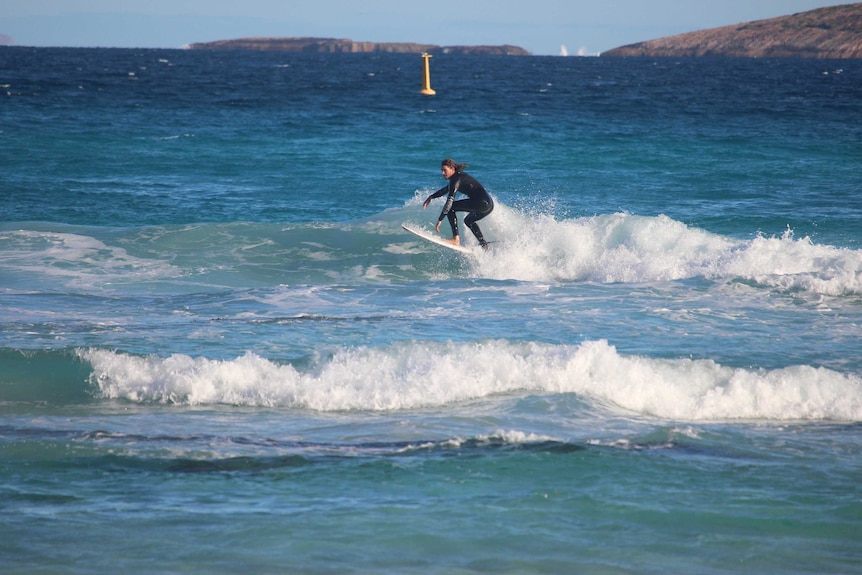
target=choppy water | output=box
[2,47,861,574]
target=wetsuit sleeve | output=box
[428,185,449,200]
[437,178,459,222]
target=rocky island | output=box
[603,3,862,59]
[187,37,530,56]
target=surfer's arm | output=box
[438,178,460,219]
[434,176,460,219]
[422,185,449,209]
[434,189,457,234]
[438,191,455,221]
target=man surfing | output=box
[422,158,494,250]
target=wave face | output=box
[3,207,860,296]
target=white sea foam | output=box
[465,206,862,295]
[0,229,180,290]
[81,340,862,421]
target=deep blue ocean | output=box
[2,46,861,574]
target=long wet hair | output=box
[441,158,467,173]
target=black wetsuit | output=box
[428,171,494,247]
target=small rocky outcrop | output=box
[603,3,862,59]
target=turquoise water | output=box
[2,47,861,574]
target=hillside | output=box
[188,37,530,56]
[603,3,862,58]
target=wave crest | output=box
[474,208,862,295]
[80,341,862,421]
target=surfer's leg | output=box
[446,211,460,244]
[464,202,493,248]
[449,199,484,245]
[466,219,487,248]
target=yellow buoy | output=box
[420,53,436,95]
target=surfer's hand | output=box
[435,221,441,233]
[422,198,430,209]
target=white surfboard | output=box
[401,223,472,254]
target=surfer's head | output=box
[441,158,467,178]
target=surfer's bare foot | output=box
[447,236,460,246]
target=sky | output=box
[0,0,850,56]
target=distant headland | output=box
[187,37,530,56]
[602,3,862,59]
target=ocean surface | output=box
[2,46,861,574]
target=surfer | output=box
[422,159,494,249]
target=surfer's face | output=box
[441,165,455,179]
